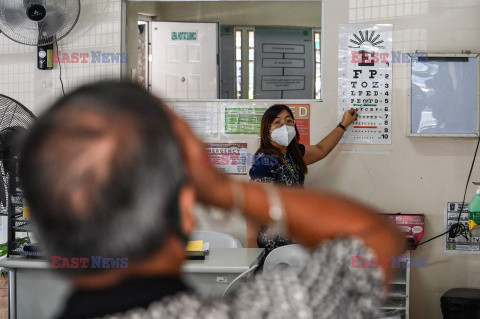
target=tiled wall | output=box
[0,0,122,115]
[0,0,122,240]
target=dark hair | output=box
[256,104,307,175]
[19,81,186,273]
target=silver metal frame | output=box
[8,269,15,319]
[407,53,480,137]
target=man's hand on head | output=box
[165,106,232,209]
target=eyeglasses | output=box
[271,118,295,128]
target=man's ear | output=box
[178,184,196,236]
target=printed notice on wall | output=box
[288,104,310,145]
[174,106,218,137]
[338,24,392,144]
[224,106,266,135]
[444,202,480,254]
[205,143,248,175]
[254,27,313,99]
[223,105,310,144]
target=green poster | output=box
[225,107,266,135]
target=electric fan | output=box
[0,0,80,47]
[0,0,81,69]
[0,94,36,257]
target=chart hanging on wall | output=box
[222,104,311,145]
[338,24,392,144]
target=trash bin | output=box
[441,288,480,319]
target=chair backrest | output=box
[190,229,243,248]
[263,244,309,272]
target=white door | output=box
[151,22,218,99]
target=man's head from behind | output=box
[20,82,192,276]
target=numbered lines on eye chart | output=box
[338,24,393,144]
[345,67,391,142]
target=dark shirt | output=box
[248,143,305,186]
[56,276,190,319]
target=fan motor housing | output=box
[26,4,47,22]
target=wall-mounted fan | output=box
[0,95,36,257]
[0,0,81,69]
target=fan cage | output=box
[0,95,37,257]
[0,0,81,46]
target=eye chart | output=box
[338,24,392,144]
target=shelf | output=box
[380,307,407,310]
[379,251,409,318]
[11,248,43,258]
[13,225,34,232]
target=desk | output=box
[0,256,70,319]
[182,248,264,298]
[0,248,264,319]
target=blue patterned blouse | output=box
[249,144,306,258]
[248,143,306,187]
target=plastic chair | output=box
[190,229,243,248]
[263,244,309,272]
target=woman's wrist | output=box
[337,122,348,131]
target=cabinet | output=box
[377,251,410,319]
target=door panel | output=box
[151,22,218,99]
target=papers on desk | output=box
[186,241,210,260]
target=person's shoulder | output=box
[231,237,385,317]
[116,292,231,318]
[250,151,280,167]
[249,151,279,181]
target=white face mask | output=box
[270,125,296,147]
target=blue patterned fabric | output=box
[249,144,306,187]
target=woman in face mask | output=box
[247,104,358,250]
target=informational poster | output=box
[205,143,248,175]
[173,106,219,137]
[338,24,392,144]
[224,106,267,135]
[254,27,314,99]
[288,104,310,145]
[444,202,480,254]
[223,105,310,145]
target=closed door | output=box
[151,22,218,99]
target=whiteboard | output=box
[408,54,480,137]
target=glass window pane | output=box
[248,62,254,99]
[236,31,242,47]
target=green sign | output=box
[225,107,266,135]
[171,31,197,41]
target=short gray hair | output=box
[20,82,186,273]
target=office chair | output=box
[263,244,309,272]
[190,229,243,248]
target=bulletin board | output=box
[408,53,480,137]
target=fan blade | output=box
[38,5,66,42]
